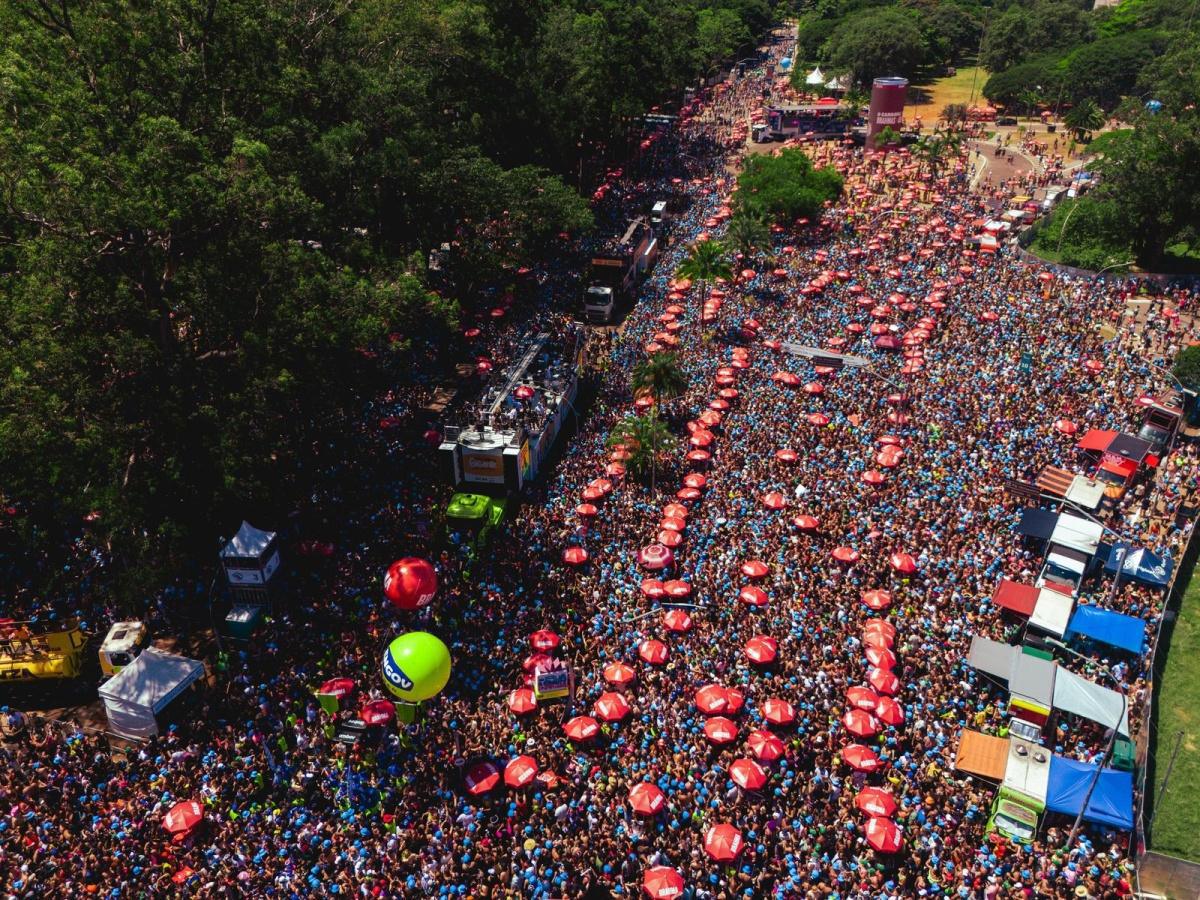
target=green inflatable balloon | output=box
[381,632,451,702]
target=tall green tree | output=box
[676,239,734,318]
[734,150,844,224]
[632,352,689,409]
[824,7,929,87]
[606,414,675,491]
[1064,99,1105,140]
[725,213,773,262]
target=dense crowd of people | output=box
[4,27,1200,900]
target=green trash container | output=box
[224,604,262,640]
[1110,736,1135,771]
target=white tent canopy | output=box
[221,521,276,560]
[1049,514,1103,557]
[825,74,851,91]
[806,67,825,86]
[98,649,205,740]
[1053,667,1129,736]
[1029,588,1075,638]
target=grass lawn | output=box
[907,67,988,121]
[1149,562,1200,860]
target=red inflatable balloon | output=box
[384,557,438,610]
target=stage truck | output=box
[438,327,585,564]
[583,217,658,323]
[760,100,854,141]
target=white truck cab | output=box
[584,285,615,323]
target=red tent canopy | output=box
[992,579,1039,616]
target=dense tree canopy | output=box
[0,0,782,598]
[734,150,844,223]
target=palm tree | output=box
[676,239,733,312]
[1064,99,1104,142]
[632,352,688,411]
[607,414,675,492]
[724,213,772,264]
[913,130,962,178]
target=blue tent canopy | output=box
[1046,756,1134,830]
[1066,604,1147,655]
[1104,543,1173,588]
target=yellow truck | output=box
[0,618,88,682]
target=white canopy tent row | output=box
[98,648,206,740]
[967,636,1129,736]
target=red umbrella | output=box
[318,677,355,699]
[564,716,599,742]
[861,470,886,486]
[163,800,203,834]
[689,430,714,448]
[865,816,904,853]
[868,667,901,695]
[663,609,693,632]
[360,698,396,726]
[594,692,632,721]
[640,579,666,599]
[729,758,768,790]
[775,448,798,463]
[793,515,819,531]
[562,547,589,566]
[842,744,882,772]
[864,630,893,649]
[695,684,731,714]
[576,503,599,517]
[663,502,689,519]
[741,560,769,579]
[865,645,897,669]
[504,755,539,789]
[523,653,553,673]
[704,716,738,744]
[746,729,786,761]
[803,381,824,395]
[639,639,669,666]
[639,544,674,571]
[861,589,892,611]
[832,547,860,564]
[530,630,560,652]
[663,580,692,598]
[507,688,538,715]
[683,472,707,489]
[846,686,880,711]
[605,662,637,685]
[875,696,905,726]
[762,491,786,510]
[864,618,896,639]
[629,782,667,816]
[704,823,745,862]
[660,516,687,533]
[657,529,682,548]
[1084,359,1104,374]
[465,761,501,795]
[890,552,917,574]
[643,866,685,899]
[676,487,702,500]
[856,787,898,818]
[744,637,777,665]
[1054,419,1078,435]
[843,709,879,738]
[739,585,769,607]
[761,697,796,726]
